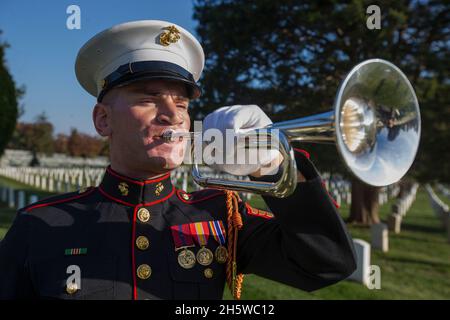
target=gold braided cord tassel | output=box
[225,190,244,300]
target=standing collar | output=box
[99,166,175,206]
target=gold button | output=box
[136,236,149,250]
[137,264,152,280]
[204,268,214,279]
[66,282,78,294]
[181,193,190,200]
[137,208,150,223]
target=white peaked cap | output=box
[75,20,205,101]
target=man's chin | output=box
[144,155,183,173]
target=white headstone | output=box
[78,173,84,189]
[400,201,406,216]
[35,175,41,189]
[17,191,26,209]
[8,188,15,208]
[28,195,39,205]
[41,176,47,190]
[346,191,351,205]
[182,172,188,191]
[388,214,402,234]
[348,239,371,286]
[85,176,92,188]
[371,223,389,252]
[48,177,54,192]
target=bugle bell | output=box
[165,59,421,198]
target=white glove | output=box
[202,105,280,176]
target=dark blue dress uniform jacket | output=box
[0,150,356,299]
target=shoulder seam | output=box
[24,187,97,213]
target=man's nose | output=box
[156,96,184,126]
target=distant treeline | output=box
[7,113,108,158]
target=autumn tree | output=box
[54,133,69,154]
[67,128,107,158]
[8,111,55,162]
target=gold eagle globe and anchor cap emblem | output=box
[118,182,129,196]
[159,25,181,46]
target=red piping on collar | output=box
[98,185,175,207]
[98,186,136,207]
[176,189,225,204]
[142,186,175,206]
[106,166,171,186]
[24,187,96,213]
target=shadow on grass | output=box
[401,222,444,234]
[387,256,450,269]
[394,234,447,245]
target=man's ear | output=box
[93,103,112,137]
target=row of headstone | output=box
[392,183,419,217]
[378,190,389,205]
[425,184,450,242]
[1,165,196,194]
[1,165,253,199]
[436,183,450,200]
[0,149,108,168]
[169,166,254,200]
[323,176,393,208]
[369,183,420,254]
[322,174,350,206]
[0,166,105,193]
[386,183,420,235]
[0,185,39,209]
[388,184,401,199]
[4,165,406,207]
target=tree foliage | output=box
[193,0,449,182]
[8,119,108,159]
[0,32,21,157]
[8,112,54,155]
[66,128,108,158]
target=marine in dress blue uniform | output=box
[0,20,356,300]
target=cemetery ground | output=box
[0,175,449,299]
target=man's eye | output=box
[139,100,157,105]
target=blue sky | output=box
[0,0,198,135]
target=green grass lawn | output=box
[223,189,450,300]
[0,175,55,239]
[1,176,449,299]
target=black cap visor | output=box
[98,61,201,102]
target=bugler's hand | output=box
[202,105,280,176]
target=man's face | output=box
[99,79,191,175]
